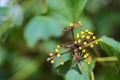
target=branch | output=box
[95,57,118,62]
[93,47,101,57]
[71,29,75,41]
[91,71,95,80]
[47,49,72,61]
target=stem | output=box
[93,47,101,57]
[72,62,77,69]
[95,57,118,62]
[85,39,99,47]
[71,29,75,41]
[61,49,72,55]
[60,44,72,48]
[91,71,95,80]
[47,49,72,61]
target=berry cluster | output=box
[47,45,65,65]
[47,21,98,67]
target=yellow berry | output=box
[77,39,81,43]
[60,61,64,65]
[84,53,89,59]
[49,53,53,57]
[57,53,61,58]
[88,32,93,35]
[82,35,85,38]
[84,55,87,59]
[81,67,85,71]
[81,31,85,34]
[55,49,59,53]
[83,42,87,46]
[88,32,91,34]
[86,53,89,57]
[93,36,96,39]
[78,21,82,26]
[79,47,82,50]
[95,41,98,44]
[82,49,86,53]
[90,44,94,48]
[74,41,77,44]
[85,30,89,32]
[57,45,61,48]
[86,36,90,39]
[91,32,93,35]
[70,23,74,27]
[86,61,91,65]
[51,60,55,64]
[76,33,80,38]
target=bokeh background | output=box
[0,0,120,80]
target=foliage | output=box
[0,0,120,80]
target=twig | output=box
[95,57,118,62]
[91,71,95,80]
[61,49,72,55]
[47,49,72,61]
[93,47,101,57]
[71,29,75,41]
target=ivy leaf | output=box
[9,55,45,80]
[43,40,58,53]
[54,53,71,68]
[0,48,6,66]
[24,16,62,47]
[71,0,88,20]
[74,16,95,35]
[55,60,72,76]
[46,0,88,21]
[46,0,73,20]
[47,12,71,28]
[0,7,9,16]
[96,12,120,36]
[65,60,95,80]
[73,63,83,74]
[99,36,120,68]
[0,7,10,24]
[99,36,120,63]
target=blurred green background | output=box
[0,0,120,80]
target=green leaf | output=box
[23,0,48,15]
[99,36,120,63]
[0,7,9,16]
[55,60,72,76]
[80,16,94,31]
[43,40,58,53]
[0,7,10,24]
[0,19,12,38]
[46,0,88,21]
[0,48,6,66]
[95,64,119,80]
[99,36,120,68]
[46,0,73,20]
[24,16,62,47]
[85,0,104,13]
[71,0,88,20]
[48,12,71,28]
[96,12,120,36]
[73,64,83,74]
[9,4,24,26]
[33,0,48,14]
[54,53,71,68]
[65,60,95,80]
[74,16,95,35]
[9,55,45,80]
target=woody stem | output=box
[47,49,72,61]
[71,29,75,41]
[61,49,72,55]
